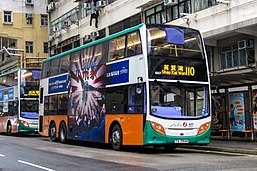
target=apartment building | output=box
[0,0,48,73]
[47,0,257,137]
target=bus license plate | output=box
[174,139,189,143]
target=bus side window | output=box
[59,55,70,74]
[57,94,68,115]
[108,36,126,61]
[49,95,58,115]
[50,58,60,76]
[44,96,49,115]
[126,31,142,57]
[106,87,126,114]
[127,84,143,113]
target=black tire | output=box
[49,122,57,142]
[59,122,67,143]
[110,124,122,151]
[7,123,12,136]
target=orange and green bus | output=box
[39,23,211,150]
[0,69,40,135]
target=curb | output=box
[183,145,257,155]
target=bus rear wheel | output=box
[59,122,67,143]
[7,123,12,136]
[110,124,122,151]
[49,122,57,142]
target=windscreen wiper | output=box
[153,80,176,94]
[177,81,202,97]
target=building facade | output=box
[47,0,257,138]
[0,0,48,73]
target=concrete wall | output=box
[0,0,48,70]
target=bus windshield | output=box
[147,26,204,59]
[150,81,209,119]
[20,100,39,119]
[20,70,40,98]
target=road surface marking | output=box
[17,160,55,171]
[0,154,5,157]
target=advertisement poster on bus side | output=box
[229,93,245,131]
[68,49,106,142]
[252,91,257,132]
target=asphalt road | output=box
[0,134,257,171]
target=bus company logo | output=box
[188,123,194,127]
[183,122,188,127]
[170,123,182,127]
[120,67,128,75]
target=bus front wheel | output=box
[49,122,57,142]
[59,122,67,143]
[110,124,122,151]
[7,123,12,136]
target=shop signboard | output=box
[229,93,245,131]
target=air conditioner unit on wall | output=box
[91,32,99,37]
[96,1,106,8]
[164,0,178,6]
[47,2,55,12]
[84,34,92,40]
[83,3,91,10]
[26,0,34,5]
[62,20,71,28]
[238,40,246,49]
[55,31,61,38]
[48,35,55,41]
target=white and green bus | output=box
[0,69,40,135]
[39,23,211,150]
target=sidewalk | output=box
[187,136,257,155]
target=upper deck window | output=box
[108,36,126,61]
[126,31,142,57]
[148,27,203,59]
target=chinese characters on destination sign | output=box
[158,64,195,76]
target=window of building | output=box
[26,13,33,24]
[145,1,191,24]
[109,14,141,35]
[3,11,12,23]
[44,42,48,53]
[219,40,255,70]
[41,15,48,26]
[25,41,33,53]
[108,0,117,4]
[194,0,216,12]
[50,7,79,35]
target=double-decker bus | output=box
[0,69,40,135]
[39,23,211,150]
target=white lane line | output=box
[0,154,5,157]
[17,160,55,171]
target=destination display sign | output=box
[148,57,208,82]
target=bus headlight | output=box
[197,122,210,135]
[20,120,30,127]
[150,121,166,135]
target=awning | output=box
[211,71,257,89]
